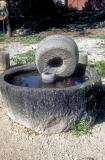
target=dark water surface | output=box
[8,71,86,88]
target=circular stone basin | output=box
[0,64,102,134]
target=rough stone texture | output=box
[79,53,88,65]
[36,35,79,78]
[1,100,105,160]
[0,52,10,71]
[0,64,102,134]
[41,72,56,83]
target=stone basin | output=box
[0,64,102,134]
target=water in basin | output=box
[7,71,86,88]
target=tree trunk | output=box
[5,0,12,37]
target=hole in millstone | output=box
[48,57,63,67]
[44,72,51,75]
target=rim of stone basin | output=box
[0,64,101,91]
[0,64,102,134]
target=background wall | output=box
[67,0,105,11]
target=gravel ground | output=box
[0,36,105,160]
[0,42,37,58]
[75,38,105,62]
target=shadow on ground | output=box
[96,86,105,124]
[22,8,105,34]
[1,8,104,37]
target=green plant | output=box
[93,33,105,39]
[11,50,35,65]
[96,61,105,78]
[13,34,43,44]
[0,47,6,52]
[0,33,5,42]
[66,118,91,135]
[47,27,58,32]
[0,34,44,44]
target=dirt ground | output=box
[1,25,105,160]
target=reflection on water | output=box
[9,71,86,88]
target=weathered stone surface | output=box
[0,53,10,72]
[0,64,102,134]
[36,35,79,78]
[79,52,88,65]
[41,72,56,83]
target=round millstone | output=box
[36,35,79,78]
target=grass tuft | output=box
[11,50,35,65]
[95,61,105,78]
[66,118,91,136]
[0,33,43,44]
